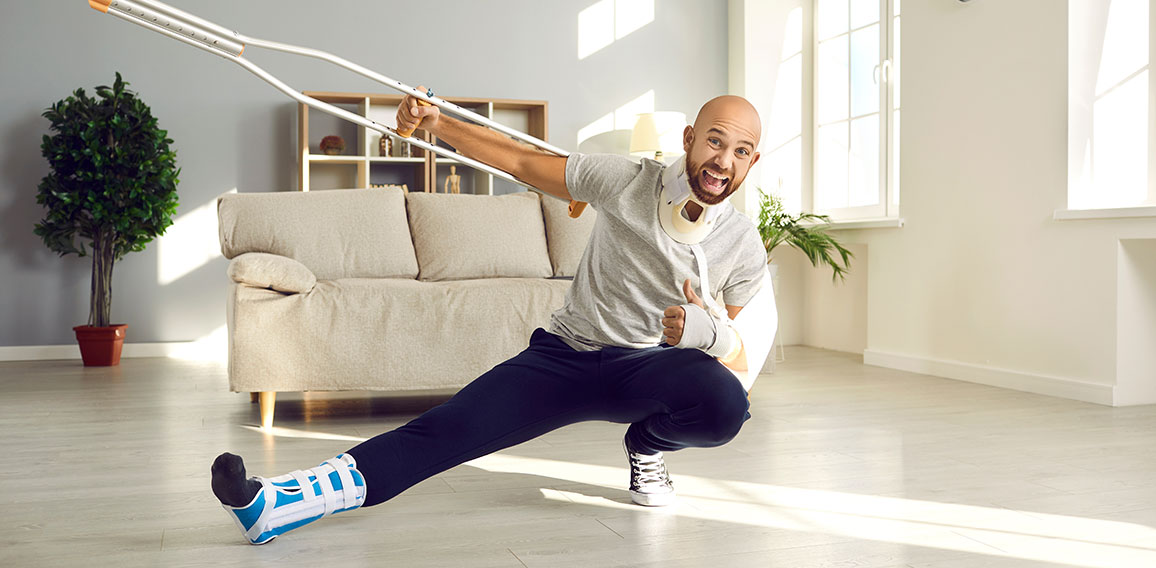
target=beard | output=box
[686,159,740,206]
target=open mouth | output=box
[700,170,730,194]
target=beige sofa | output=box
[216,188,596,427]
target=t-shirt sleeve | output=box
[722,226,769,307]
[565,152,641,213]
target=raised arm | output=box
[397,89,571,202]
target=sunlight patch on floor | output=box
[240,424,368,442]
[469,453,1156,568]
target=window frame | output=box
[810,0,901,221]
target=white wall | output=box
[768,0,1156,404]
[769,245,867,355]
[0,0,728,350]
[1116,239,1156,404]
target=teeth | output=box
[704,171,728,182]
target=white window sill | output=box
[1054,206,1156,221]
[815,217,905,230]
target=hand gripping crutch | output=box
[87,0,589,218]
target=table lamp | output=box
[629,111,688,162]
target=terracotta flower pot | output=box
[73,324,128,366]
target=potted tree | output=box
[34,72,180,366]
[756,190,853,282]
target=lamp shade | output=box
[629,111,688,159]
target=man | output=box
[210,90,776,545]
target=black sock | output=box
[211,452,263,507]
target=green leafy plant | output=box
[34,72,180,327]
[757,190,853,282]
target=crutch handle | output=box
[397,100,432,138]
[568,201,587,218]
[90,0,111,12]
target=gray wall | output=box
[0,0,727,347]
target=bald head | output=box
[693,95,762,147]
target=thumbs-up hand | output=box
[662,279,714,347]
[681,278,704,310]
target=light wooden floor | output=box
[2,347,1156,567]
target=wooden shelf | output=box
[297,91,548,193]
[307,155,363,164]
[368,157,426,164]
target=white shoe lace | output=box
[629,450,672,493]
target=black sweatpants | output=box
[346,328,751,507]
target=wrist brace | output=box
[679,304,740,359]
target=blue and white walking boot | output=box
[219,453,366,545]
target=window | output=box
[763,7,805,215]
[1068,0,1154,211]
[812,0,900,220]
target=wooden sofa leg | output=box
[259,391,276,429]
[250,392,259,403]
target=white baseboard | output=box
[0,342,193,362]
[863,349,1115,406]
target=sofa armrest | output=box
[227,252,317,294]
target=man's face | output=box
[682,103,762,205]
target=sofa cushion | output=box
[406,191,552,281]
[540,195,598,277]
[217,188,419,280]
[227,252,317,294]
[226,277,572,392]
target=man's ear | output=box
[682,125,694,153]
[749,151,761,168]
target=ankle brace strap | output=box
[224,454,366,545]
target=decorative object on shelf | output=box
[34,72,181,366]
[756,189,853,282]
[630,111,688,163]
[443,165,461,194]
[396,140,412,158]
[378,135,392,157]
[320,135,345,155]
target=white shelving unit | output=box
[297,92,548,193]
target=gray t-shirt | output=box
[547,153,767,351]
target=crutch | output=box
[87,0,588,218]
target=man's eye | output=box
[708,138,721,146]
[737,148,749,156]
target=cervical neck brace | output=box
[658,155,726,245]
